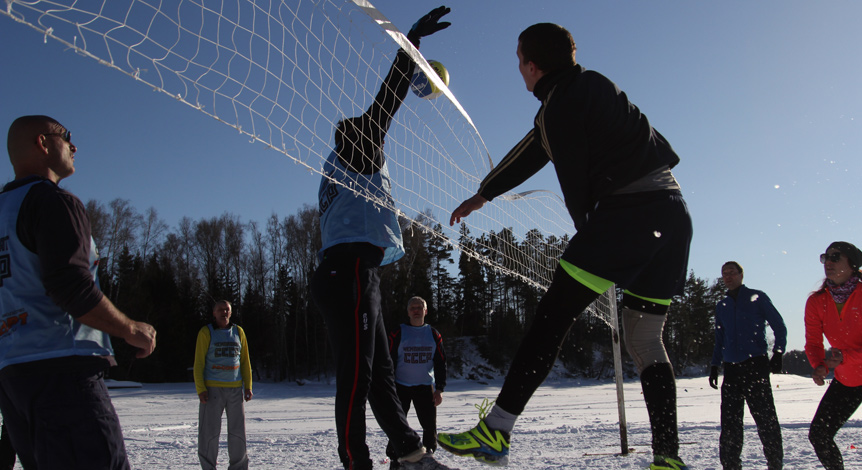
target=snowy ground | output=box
[100,374,862,469]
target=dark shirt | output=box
[2,176,103,318]
[477,64,680,231]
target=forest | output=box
[85,198,810,384]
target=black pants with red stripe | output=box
[312,243,422,470]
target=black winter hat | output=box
[827,241,862,272]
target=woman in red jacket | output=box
[805,241,862,470]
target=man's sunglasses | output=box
[42,130,72,143]
[820,252,843,264]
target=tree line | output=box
[84,198,808,384]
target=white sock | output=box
[484,404,517,434]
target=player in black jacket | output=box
[438,23,692,470]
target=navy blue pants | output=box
[311,244,422,470]
[0,357,129,470]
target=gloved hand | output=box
[407,6,451,47]
[770,352,783,374]
[709,366,719,389]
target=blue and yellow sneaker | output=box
[437,399,510,467]
[649,455,689,470]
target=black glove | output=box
[406,6,451,47]
[770,352,783,374]
[708,366,719,389]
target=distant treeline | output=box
[84,198,810,383]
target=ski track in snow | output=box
[101,375,862,469]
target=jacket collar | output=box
[532,64,583,101]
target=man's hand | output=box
[769,352,783,374]
[450,194,487,226]
[407,6,451,47]
[77,297,156,358]
[433,390,443,407]
[245,389,254,402]
[708,366,719,390]
[812,365,828,386]
[199,391,209,404]
[126,321,157,358]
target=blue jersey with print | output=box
[204,324,243,384]
[317,150,404,266]
[0,180,113,370]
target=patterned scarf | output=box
[827,274,860,304]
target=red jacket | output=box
[805,284,862,387]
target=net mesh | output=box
[2,0,615,321]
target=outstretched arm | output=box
[338,7,451,173]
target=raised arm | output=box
[337,7,451,174]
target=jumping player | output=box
[310,7,458,470]
[438,23,692,470]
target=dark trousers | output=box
[809,379,862,470]
[386,384,437,459]
[0,423,14,470]
[0,360,129,470]
[720,355,783,470]
[311,245,421,470]
[496,269,680,458]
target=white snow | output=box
[99,374,861,469]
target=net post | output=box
[607,285,629,455]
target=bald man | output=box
[0,115,156,469]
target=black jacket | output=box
[478,64,680,230]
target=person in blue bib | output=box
[194,300,253,470]
[310,7,457,470]
[386,297,447,469]
[0,115,157,469]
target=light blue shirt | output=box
[318,150,404,266]
[0,180,113,370]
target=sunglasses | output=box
[43,130,72,143]
[820,252,843,264]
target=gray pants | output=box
[198,387,248,470]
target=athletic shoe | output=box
[437,399,510,466]
[399,453,459,470]
[649,455,689,470]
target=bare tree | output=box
[139,207,168,260]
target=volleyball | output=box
[411,60,450,100]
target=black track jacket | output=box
[478,64,680,231]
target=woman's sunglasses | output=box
[820,252,843,264]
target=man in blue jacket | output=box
[709,261,787,470]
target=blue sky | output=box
[2,1,861,351]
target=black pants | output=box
[0,423,14,470]
[389,384,437,456]
[0,359,129,470]
[809,379,862,470]
[311,244,421,470]
[496,271,680,458]
[719,356,782,470]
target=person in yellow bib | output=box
[193,300,253,470]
